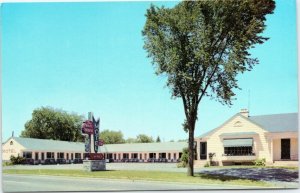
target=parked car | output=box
[56,158,66,164]
[73,158,83,164]
[23,158,34,165]
[147,158,155,162]
[108,158,114,163]
[44,158,56,165]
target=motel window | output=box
[46,152,54,159]
[57,152,64,159]
[75,153,81,159]
[131,153,138,159]
[35,152,39,160]
[67,153,69,160]
[23,152,32,159]
[223,138,254,156]
[107,153,113,159]
[168,153,171,160]
[123,153,129,159]
[149,153,156,159]
[159,153,166,158]
[224,147,253,156]
[41,153,45,160]
[173,153,176,160]
[71,153,74,160]
[140,154,142,159]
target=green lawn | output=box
[3,169,272,187]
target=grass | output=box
[3,169,272,187]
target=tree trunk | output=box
[187,125,195,176]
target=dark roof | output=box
[248,113,298,133]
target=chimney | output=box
[240,109,249,117]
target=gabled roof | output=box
[12,137,84,152]
[248,113,298,133]
[8,137,187,153]
[198,112,298,138]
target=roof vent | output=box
[240,109,249,117]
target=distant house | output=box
[195,109,298,166]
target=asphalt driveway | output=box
[199,167,299,187]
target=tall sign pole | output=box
[81,112,104,160]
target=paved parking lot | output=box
[199,167,299,188]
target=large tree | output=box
[99,129,125,144]
[142,0,275,176]
[21,107,84,142]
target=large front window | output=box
[223,138,254,156]
[224,146,254,156]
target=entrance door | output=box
[281,139,290,159]
[200,142,207,160]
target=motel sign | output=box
[81,112,104,160]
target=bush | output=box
[253,158,266,166]
[180,147,189,164]
[10,155,25,165]
[177,161,187,168]
[204,162,210,167]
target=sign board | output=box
[97,139,104,146]
[81,120,94,134]
[93,117,100,153]
[85,153,104,160]
[84,135,91,153]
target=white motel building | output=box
[2,110,299,167]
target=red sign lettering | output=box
[82,120,94,134]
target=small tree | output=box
[156,136,161,142]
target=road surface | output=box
[2,174,269,192]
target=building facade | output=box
[194,110,298,166]
[2,137,186,163]
[2,110,298,167]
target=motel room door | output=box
[281,139,291,160]
[200,142,207,160]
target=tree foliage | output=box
[136,134,154,143]
[99,129,125,144]
[142,0,275,176]
[21,107,84,142]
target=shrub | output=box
[204,162,210,167]
[10,155,25,165]
[180,147,189,164]
[176,161,187,168]
[253,158,266,166]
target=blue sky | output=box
[2,0,298,142]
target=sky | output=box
[1,0,298,142]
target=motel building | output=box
[2,109,299,167]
